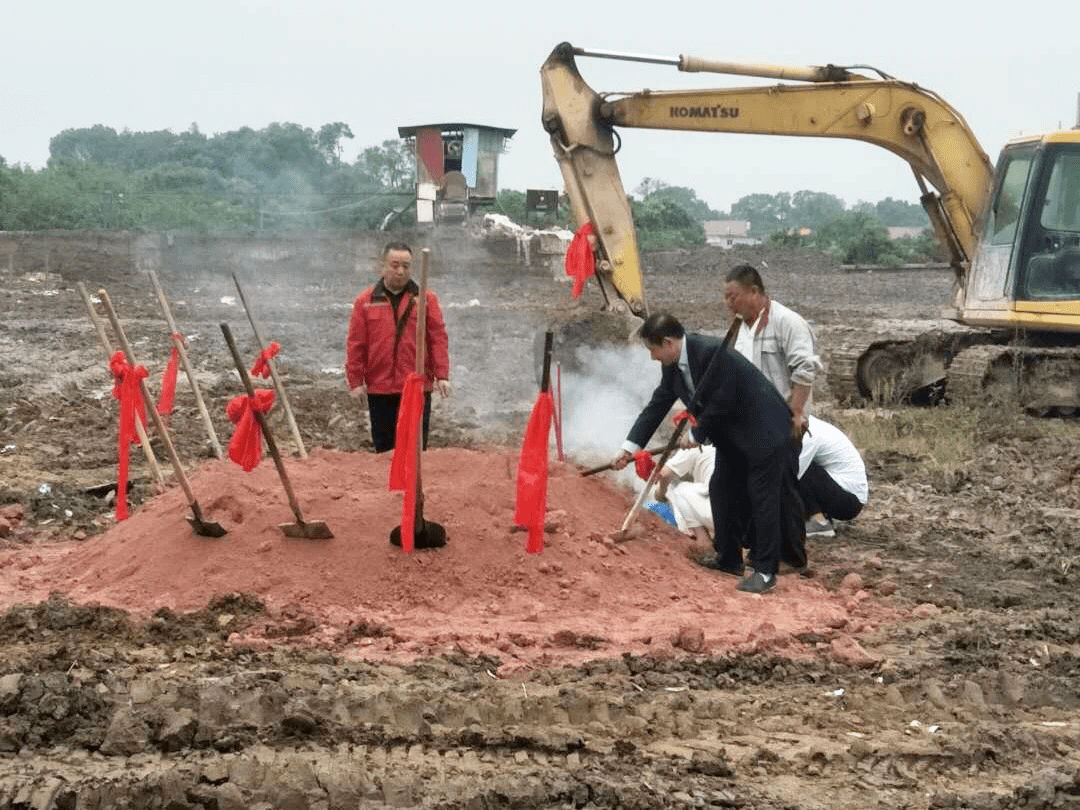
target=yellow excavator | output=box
[540,42,1080,414]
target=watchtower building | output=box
[397,123,516,224]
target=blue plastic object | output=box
[644,500,677,527]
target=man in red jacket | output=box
[346,242,451,452]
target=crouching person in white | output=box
[798,415,869,538]
[656,446,716,545]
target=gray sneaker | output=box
[805,517,835,538]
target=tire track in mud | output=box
[3,596,1080,809]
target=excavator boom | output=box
[540,42,995,315]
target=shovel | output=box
[615,418,690,540]
[389,248,447,550]
[220,322,333,540]
[97,288,226,537]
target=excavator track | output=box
[824,346,863,406]
[826,329,990,406]
[943,344,1005,408]
[947,344,1080,416]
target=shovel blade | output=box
[389,520,448,550]
[279,520,334,539]
[186,516,227,538]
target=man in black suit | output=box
[611,313,805,594]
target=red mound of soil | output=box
[0,447,901,673]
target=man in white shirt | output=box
[798,415,869,537]
[723,264,822,440]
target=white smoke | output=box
[555,342,663,491]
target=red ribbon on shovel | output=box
[674,409,698,428]
[633,449,657,480]
[226,388,275,472]
[515,389,555,554]
[388,372,425,552]
[109,351,148,521]
[156,333,184,416]
[251,341,280,379]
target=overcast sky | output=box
[5,0,1077,214]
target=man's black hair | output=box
[639,312,685,345]
[382,241,413,257]
[725,263,765,293]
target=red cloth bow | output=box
[226,388,275,472]
[633,450,656,481]
[564,222,596,299]
[388,372,425,553]
[157,333,184,416]
[251,341,280,378]
[674,409,698,427]
[109,351,148,521]
[514,390,554,554]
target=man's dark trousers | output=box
[712,442,794,577]
[799,461,863,521]
[368,392,432,453]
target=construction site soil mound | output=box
[2,230,1080,808]
[0,446,900,676]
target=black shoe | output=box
[779,561,813,578]
[694,556,745,578]
[736,572,776,594]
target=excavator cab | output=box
[964,135,1080,326]
[1016,142,1080,300]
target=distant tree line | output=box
[497,179,939,264]
[0,122,939,263]
[0,123,416,232]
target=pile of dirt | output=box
[0,446,900,674]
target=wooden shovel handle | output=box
[97,288,199,508]
[148,270,224,458]
[231,272,307,458]
[580,446,666,477]
[412,249,431,520]
[620,419,690,534]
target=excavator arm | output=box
[540,42,995,315]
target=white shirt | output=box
[798,415,869,504]
[665,446,715,483]
[733,318,755,362]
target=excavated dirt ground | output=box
[2,230,1080,809]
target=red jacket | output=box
[346,278,450,394]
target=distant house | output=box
[704,220,760,248]
[886,226,927,241]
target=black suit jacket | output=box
[626,333,792,462]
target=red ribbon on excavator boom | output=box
[565,222,596,299]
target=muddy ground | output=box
[2,227,1080,809]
